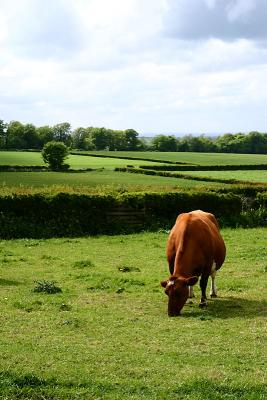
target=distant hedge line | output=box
[0,165,94,172]
[139,164,267,171]
[115,167,267,187]
[0,165,48,172]
[70,151,191,165]
[0,190,266,239]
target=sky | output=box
[0,0,267,135]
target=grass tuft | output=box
[33,280,62,294]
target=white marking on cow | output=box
[167,280,175,288]
[188,286,195,298]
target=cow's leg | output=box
[199,275,209,307]
[188,286,195,298]
[210,270,217,298]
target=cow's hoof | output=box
[210,293,217,298]
[199,301,207,308]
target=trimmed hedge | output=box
[115,167,267,187]
[139,164,267,171]
[70,151,192,165]
[0,165,48,172]
[0,165,94,172]
[0,192,117,238]
[0,190,248,238]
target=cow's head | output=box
[161,276,198,316]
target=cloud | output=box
[164,0,267,42]
[0,0,85,59]
[0,0,267,133]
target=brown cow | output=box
[161,210,226,316]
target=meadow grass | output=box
[0,151,45,166]
[172,170,267,183]
[0,152,160,169]
[0,228,266,399]
[0,170,225,190]
[1,151,267,168]
[85,151,267,165]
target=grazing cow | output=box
[161,210,226,316]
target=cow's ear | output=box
[161,280,168,288]
[185,276,198,286]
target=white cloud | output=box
[164,0,267,42]
[0,0,266,133]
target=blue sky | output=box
[0,0,267,134]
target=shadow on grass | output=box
[184,295,267,319]
[0,278,20,286]
[0,371,266,399]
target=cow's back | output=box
[167,210,225,277]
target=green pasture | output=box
[2,151,267,168]
[0,170,224,190]
[68,155,159,170]
[85,151,267,165]
[0,151,160,169]
[174,170,267,183]
[0,151,45,166]
[0,228,266,399]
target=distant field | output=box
[0,152,160,169]
[0,151,45,165]
[68,155,160,169]
[85,151,267,165]
[0,170,224,189]
[2,151,267,168]
[175,170,267,183]
[1,151,266,189]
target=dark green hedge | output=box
[0,165,48,172]
[139,164,267,171]
[115,167,267,187]
[70,151,191,165]
[0,192,117,238]
[0,190,245,238]
[0,165,94,172]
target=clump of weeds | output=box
[33,280,62,294]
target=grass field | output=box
[84,151,267,165]
[0,152,160,169]
[0,228,266,399]
[1,151,267,168]
[1,150,266,189]
[174,170,267,183]
[0,170,225,190]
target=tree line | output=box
[0,119,267,154]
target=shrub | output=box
[41,141,69,171]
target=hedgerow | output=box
[115,167,267,187]
[0,188,264,239]
[139,164,267,171]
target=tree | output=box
[0,119,7,148]
[90,127,109,150]
[151,135,178,151]
[23,123,40,148]
[37,125,54,147]
[41,141,69,170]
[52,123,72,146]
[124,129,139,150]
[6,121,26,149]
[246,131,267,154]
